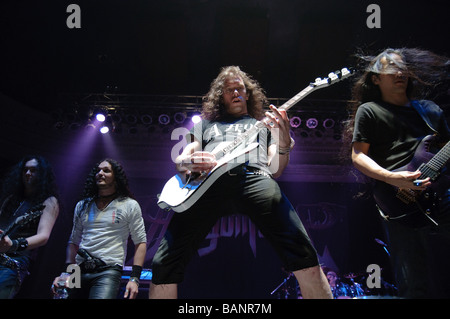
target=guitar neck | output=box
[0,223,15,240]
[420,141,450,179]
[212,68,353,159]
[212,84,317,158]
[0,204,45,240]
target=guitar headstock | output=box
[311,67,354,89]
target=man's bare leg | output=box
[149,283,178,299]
[294,265,332,299]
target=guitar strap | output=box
[410,100,439,134]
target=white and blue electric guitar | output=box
[157,68,354,212]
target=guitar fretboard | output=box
[420,141,450,179]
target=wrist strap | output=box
[8,238,28,252]
[130,265,143,278]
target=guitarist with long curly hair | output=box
[0,155,60,298]
[343,48,450,298]
[150,66,332,299]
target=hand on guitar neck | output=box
[0,230,13,253]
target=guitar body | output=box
[158,143,259,212]
[373,135,450,225]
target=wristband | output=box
[8,238,28,252]
[130,265,143,279]
[278,137,295,155]
[16,238,28,251]
[8,239,19,252]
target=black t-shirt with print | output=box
[189,115,275,174]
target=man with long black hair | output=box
[0,155,60,298]
[53,158,147,299]
[344,48,450,298]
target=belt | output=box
[80,263,122,273]
[227,165,272,178]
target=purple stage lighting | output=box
[100,126,109,134]
[306,118,318,129]
[191,115,201,124]
[96,113,106,122]
[289,116,301,128]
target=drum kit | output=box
[329,272,367,299]
[271,267,397,299]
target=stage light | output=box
[111,113,122,123]
[125,114,138,125]
[191,114,201,124]
[174,112,186,124]
[140,114,152,126]
[158,114,170,125]
[306,118,318,129]
[289,116,301,128]
[100,126,109,134]
[96,113,106,122]
[322,118,335,129]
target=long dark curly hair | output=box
[201,66,268,121]
[81,158,134,199]
[341,47,449,162]
[0,155,60,216]
[78,158,134,211]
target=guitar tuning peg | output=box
[341,67,353,76]
[314,77,322,82]
[328,72,338,81]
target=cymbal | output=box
[343,272,362,279]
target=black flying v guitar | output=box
[373,135,450,226]
[157,68,354,213]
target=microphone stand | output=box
[270,273,294,299]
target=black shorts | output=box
[152,169,319,284]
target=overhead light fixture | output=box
[100,126,110,134]
[140,114,152,126]
[191,114,201,124]
[289,116,301,128]
[322,118,335,129]
[111,113,122,123]
[306,118,318,129]
[158,114,170,125]
[125,113,138,125]
[174,112,186,124]
[96,113,106,122]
